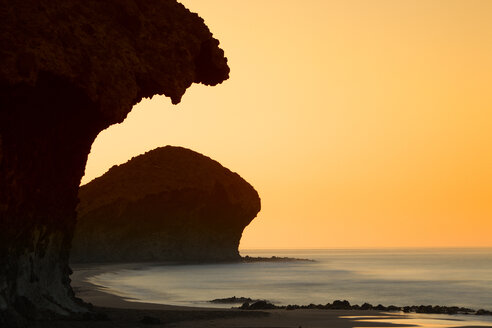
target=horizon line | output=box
[239,245,492,251]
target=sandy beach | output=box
[55,263,396,328]
[25,263,483,328]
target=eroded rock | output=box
[72,146,261,263]
[0,0,229,324]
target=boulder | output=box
[329,300,352,310]
[241,301,277,310]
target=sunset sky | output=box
[82,0,492,249]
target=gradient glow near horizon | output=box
[82,0,492,249]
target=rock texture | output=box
[0,0,228,324]
[72,146,261,263]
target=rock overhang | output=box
[0,0,230,123]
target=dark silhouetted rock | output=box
[403,305,476,315]
[240,302,251,310]
[286,304,301,310]
[242,255,315,262]
[211,297,263,304]
[330,300,352,310]
[71,146,260,263]
[237,299,491,315]
[387,305,400,312]
[476,309,492,316]
[0,0,228,324]
[241,301,277,310]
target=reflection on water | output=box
[344,313,492,328]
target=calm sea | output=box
[87,248,492,310]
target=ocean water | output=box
[87,248,492,310]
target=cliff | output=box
[72,146,260,263]
[0,0,228,325]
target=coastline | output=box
[67,263,395,328]
[60,263,492,328]
[71,263,190,311]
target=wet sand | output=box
[30,263,489,328]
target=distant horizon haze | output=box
[82,0,492,249]
[237,246,492,251]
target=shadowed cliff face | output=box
[0,0,229,325]
[72,146,261,263]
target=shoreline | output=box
[71,262,492,316]
[68,263,398,328]
[71,262,254,311]
[61,263,492,328]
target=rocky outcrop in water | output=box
[238,299,491,316]
[72,146,261,263]
[0,0,228,324]
[210,297,265,304]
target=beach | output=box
[40,262,491,328]
[80,249,492,310]
[65,263,396,328]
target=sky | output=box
[82,0,492,249]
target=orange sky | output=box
[82,0,492,249]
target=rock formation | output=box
[0,0,229,324]
[72,146,261,263]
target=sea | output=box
[87,248,492,311]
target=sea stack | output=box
[72,146,261,263]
